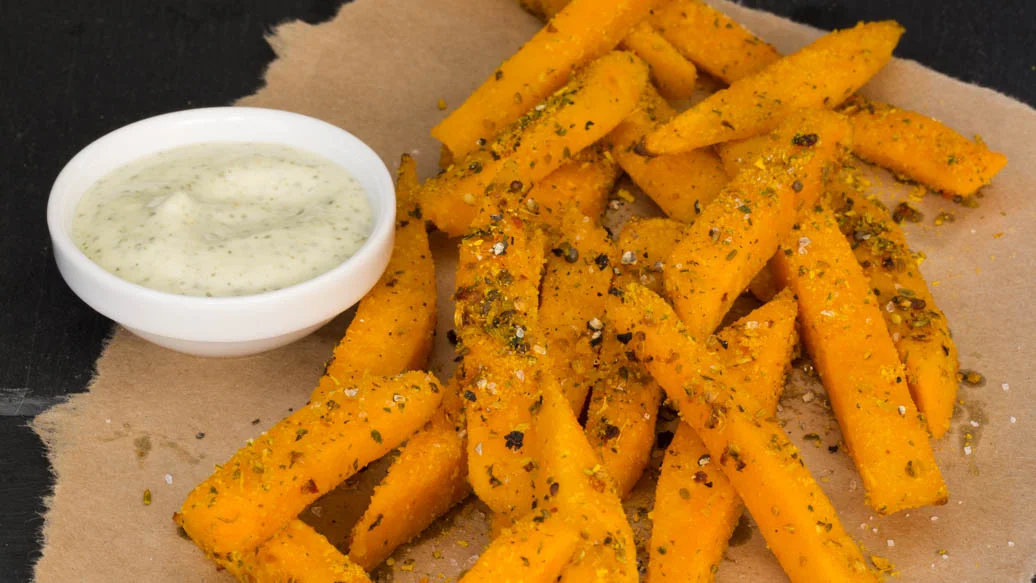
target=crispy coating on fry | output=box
[422,51,649,236]
[609,284,879,582]
[825,175,959,438]
[605,85,728,222]
[649,292,797,583]
[620,21,698,100]
[458,511,580,583]
[224,520,372,583]
[177,371,443,558]
[649,0,780,84]
[646,21,903,154]
[771,204,948,512]
[432,0,660,158]
[522,147,619,229]
[664,109,851,338]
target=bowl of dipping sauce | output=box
[47,107,395,357]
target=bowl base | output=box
[125,319,330,357]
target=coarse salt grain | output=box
[164,474,173,485]
[887,539,895,548]
[1002,383,1010,391]
[963,446,972,455]
[1008,541,1015,548]
[930,516,939,521]
[1010,416,1017,423]
[969,420,980,427]
[474,442,483,456]
[898,405,907,416]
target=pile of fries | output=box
[175,0,1007,581]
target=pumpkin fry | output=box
[664,109,851,338]
[317,155,436,392]
[605,85,728,222]
[619,21,698,101]
[770,204,948,513]
[614,216,686,294]
[431,0,659,158]
[609,284,879,583]
[584,328,662,498]
[422,51,649,236]
[826,178,959,438]
[177,371,443,559]
[458,511,580,583]
[646,21,903,154]
[224,520,372,583]
[839,95,1007,196]
[523,147,619,229]
[348,376,469,570]
[650,291,798,583]
[540,208,615,412]
[534,375,638,583]
[649,0,780,84]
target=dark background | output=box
[0,1,1032,581]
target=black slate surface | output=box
[0,1,1032,581]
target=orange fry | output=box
[620,21,698,100]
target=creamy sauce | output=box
[71,142,371,297]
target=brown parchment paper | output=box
[32,0,1036,581]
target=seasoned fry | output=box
[585,328,662,498]
[431,0,659,158]
[177,371,443,558]
[840,95,1007,196]
[665,109,851,338]
[459,512,580,583]
[422,51,649,236]
[540,208,615,412]
[605,85,728,222]
[614,216,686,293]
[456,201,548,517]
[646,21,903,154]
[534,375,638,582]
[223,520,372,583]
[317,156,436,392]
[770,204,948,513]
[348,376,469,570]
[620,21,698,101]
[649,0,780,84]
[826,180,959,438]
[650,291,797,583]
[523,147,619,229]
[609,284,879,582]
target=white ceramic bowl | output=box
[47,107,395,357]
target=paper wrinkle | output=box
[33,0,1036,581]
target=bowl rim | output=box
[46,106,396,342]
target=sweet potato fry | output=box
[540,208,615,412]
[608,284,879,582]
[523,147,619,229]
[664,109,851,338]
[431,0,659,158]
[614,216,686,294]
[585,328,662,498]
[455,207,548,517]
[825,180,959,438]
[770,204,948,513]
[646,21,903,154]
[840,95,1007,196]
[348,376,469,570]
[534,375,638,582]
[649,0,780,84]
[316,156,436,392]
[605,85,728,222]
[177,371,443,558]
[620,21,698,101]
[458,511,580,583]
[222,520,371,583]
[422,51,649,236]
[650,292,797,582]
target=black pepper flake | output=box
[407,207,423,220]
[251,418,261,425]
[589,334,603,347]
[608,287,624,297]
[792,133,819,147]
[495,70,504,81]
[585,120,595,131]
[594,253,609,270]
[632,139,657,158]
[504,430,525,451]
[564,245,579,263]
[616,332,633,344]
[368,514,384,531]
[791,180,804,193]
[601,423,621,440]
[828,444,840,453]
[464,390,477,402]
[195,432,206,440]
[892,202,924,224]
[447,329,458,345]
[468,161,483,174]
[549,481,560,497]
